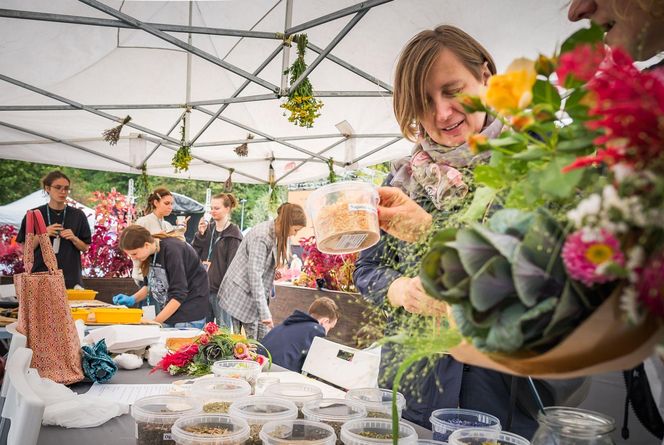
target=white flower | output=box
[580,227,603,243]
[567,194,602,228]
[611,163,634,182]
[620,286,644,324]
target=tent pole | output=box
[0,8,282,39]
[183,0,193,145]
[0,121,136,168]
[280,0,293,96]
[348,137,402,165]
[288,10,368,93]
[285,0,393,35]
[193,133,402,147]
[139,111,187,167]
[78,0,280,93]
[276,138,347,183]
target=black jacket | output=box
[259,310,326,373]
[192,223,243,293]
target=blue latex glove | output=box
[112,293,136,306]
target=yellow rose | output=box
[467,133,489,155]
[484,58,536,115]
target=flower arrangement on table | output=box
[415,24,664,377]
[0,224,24,276]
[292,236,357,292]
[152,322,269,376]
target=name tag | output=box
[142,305,156,320]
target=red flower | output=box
[635,253,664,318]
[204,322,219,335]
[199,334,210,345]
[255,354,267,367]
[151,343,199,373]
[556,43,606,85]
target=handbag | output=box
[15,209,84,384]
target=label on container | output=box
[348,203,377,213]
[135,423,138,439]
[335,233,368,251]
[163,433,173,440]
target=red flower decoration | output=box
[204,322,219,335]
[556,43,606,85]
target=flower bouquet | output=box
[292,236,357,292]
[419,25,664,378]
[152,322,269,376]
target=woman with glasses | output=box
[17,170,91,288]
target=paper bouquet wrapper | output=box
[166,336,201,351]
[450,291,664,379]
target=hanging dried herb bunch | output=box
[234,134,253,157]
[102,115,131,145]
[172,113,192,173]
[327,158,337,183]
[224,168,234,192]
[281,34,323,128]
[138,164,151,202]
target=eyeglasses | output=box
[49,185,72,193]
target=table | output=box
[35,364,432,444]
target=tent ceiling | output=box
[0,0,581,184]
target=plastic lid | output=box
[302,398,367,422]
[340,418,418,445]
[345,388,406,413]
[260,419,336,445]
[228,396,298,425]
[429,408,501,430]
[448,428,529,445]
[132,395,202,424]
[171,414,250,445]
[306,181,377,209]
[417,441,447,445]
[212,359,262,374]
[264,382,323,408]
[191,377,252,401]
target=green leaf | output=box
[537,155,583,199]
[451,303,490,338]
[542,281,584,338]
[471,223,521,261]
[556,137,596,153]
[518,297,558,346]
[447,228,498,275]
[488,209,535,238]
[532,79,562,110]
[470,255,515,312]
[420,245,448,301]
[441,248,468,289]
[564,88,591,120]
[520,209,566,273]
[512,244,553,307]
[505,182,534,209]
[484,303,526,352]
[460,187,497,222]
[560,23,604,54]
[490,135,526,148]
[474,165,506,189]
[512,146,549,161]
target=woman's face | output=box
[289,225,304,237]
[210,198,230,221]
[124,242,153,262]
[153,194,173,218]
[568,0,664,60]
[419,47,490,147]
[46,177,71,204]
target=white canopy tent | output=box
[0,0,581,185]
[0,190,96,229]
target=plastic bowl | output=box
[191,377,252,414]
[340,418,418,445]
[448,428,530,445]
[430,409,501,442]
[305,181,380,254]
[264,382,323,412]
[345,388,406,419]
[132,395,202,445]
[171,414,250,445]
[302,398,367,442]
[260,419,336,445]
[229,396,299,445]
[212,360,262,394]
[417,441,448,445]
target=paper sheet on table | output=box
[85,383,171,405]
[267,371,346,398]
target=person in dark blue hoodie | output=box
[260,297,339,373]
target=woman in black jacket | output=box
[192,193,243,328]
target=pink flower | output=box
[635,253,664,318]
[233,343,250,360]
[255,354,268,367]
[198,334,210,345]
[562,229,625,287]
[204,322,219,335]
[556,43,606,86]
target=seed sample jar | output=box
[264,382,323,417]
[345,388,406,419]
[171,414,250,445]
[260,419,336,445]
[212,359,262,394]
[339,418,418,445]
[229,396,298,445]
[132,395,202,445]
[302,398,367,445]
[191,377,252,414]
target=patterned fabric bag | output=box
[15,209,84,384]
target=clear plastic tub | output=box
[191,377,252,414]
[260,419,336,445]
[229,396,299,445]
[340,418,418,445]
[430,408,501,442]
[132,395,202,445]
[302,398,367,443]
[305,181,380,254]
[417,441,448,445]
[256,376,281,395]
[171,414,250,445]
[264,382,323,416]
[448,428,530,445]
[212,359,262,394]
[345,388,406,419]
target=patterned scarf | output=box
[390,116,503,210]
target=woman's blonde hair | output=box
[144,187,172,215]
[394,25,496,141]
[274,203,306,268]
[119,224,181,276]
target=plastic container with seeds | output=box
[132,395,202,445]
[191,377,252,414]
[229,396,298,445]
[345,388,406,419]
[417,441,448,445]
[263,382,323,418]
[212,359,262,394]
[171,414,250,445]
[306,181,380,254]
[339,418,418,445]
[429,409,501,442]
[302,398,367,445]
[260,419,336,445]
[448,428,530,445]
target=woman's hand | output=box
[377,187,432,242]
[58,228,76,240]
[387,276,448,316]
[46,223,63,237]
[198,218,208,235]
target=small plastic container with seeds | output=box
[340,418,418,445]
[229,396,298,445]
[132,395,202,445]
[263,382,323,418]
[171,414,250,445]
[212,359,262,394]
[301,398,367,445]
[345,388,406,419]
[260,419,336,445]
[191,377,252,414]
